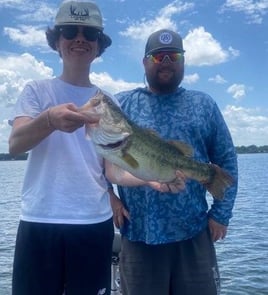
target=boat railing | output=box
[111,230,121,294]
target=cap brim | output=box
[55,22,103,30]
[146,47,184,55]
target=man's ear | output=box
[142,57,147,66]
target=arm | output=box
[207,103,238,232]
[105,161,147,186]
[9,103,99,156]
[9,112,54,155]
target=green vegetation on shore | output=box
[0,145,268,161]
[235,145,268,154]
[0,152,29,161]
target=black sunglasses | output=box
[58,26,101,42]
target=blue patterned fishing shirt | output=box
[115,87,238,245]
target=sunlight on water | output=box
[0,154,268,294]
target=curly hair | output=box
[45,26,111,57]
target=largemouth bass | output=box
[80,91,233,200]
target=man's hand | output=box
[148,170,186,193]
[209,218,228,242]
[109,189,130,229]
[49,103,100,132]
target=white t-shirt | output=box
[10,77,113,224]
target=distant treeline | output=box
[0,145,268,161]
[235,145,268,154]
[0,153,28,161]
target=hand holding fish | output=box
[148,170,186,193]
[48,103,100,132]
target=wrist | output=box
[46,108,56,130]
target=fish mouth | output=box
[98,137,128,150]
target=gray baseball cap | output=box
[145,29,184,56]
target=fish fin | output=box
[122,153,139,169]
[168,140,193,157]
[205,164,234,200]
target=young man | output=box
[9,1,114,294]
[107,29,238,295]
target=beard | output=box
[146,67,184,94]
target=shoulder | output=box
[180,88,219,112]
[181,88,215,103]
[29,78,55,87]
[22,78,55,93]
[115,87,147,104]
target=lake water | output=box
[0,154,268,295]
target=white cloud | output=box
[0,1,56,23]
[119,0,194,41]
[4,25,48,49]
[159,1,195,18]
[184,27,239,66]
[0,53,53,106]
[223,105,268,146]
[0,54,139,106]
[17,3,56,23]
[220,0,268,24]
[91,72,143,94]
[119,16,175,42]
[183,73,199,84]
[0,0,27,7]
[0,30,55,151]
[209,74,227,84]
[227,83,246,100]
[228,46,240,58]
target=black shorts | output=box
[12,219,114,295]
[119,227,220,295]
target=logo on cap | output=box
[70,5,90,22]
[159,32,173,45]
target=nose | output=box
[161,55,172,63]
[74,28,86,42]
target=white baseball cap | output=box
[55,1,104,29]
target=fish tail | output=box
[205,164,234,200]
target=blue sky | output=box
[0,0,268,152]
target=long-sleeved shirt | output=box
[115,87,238,244]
